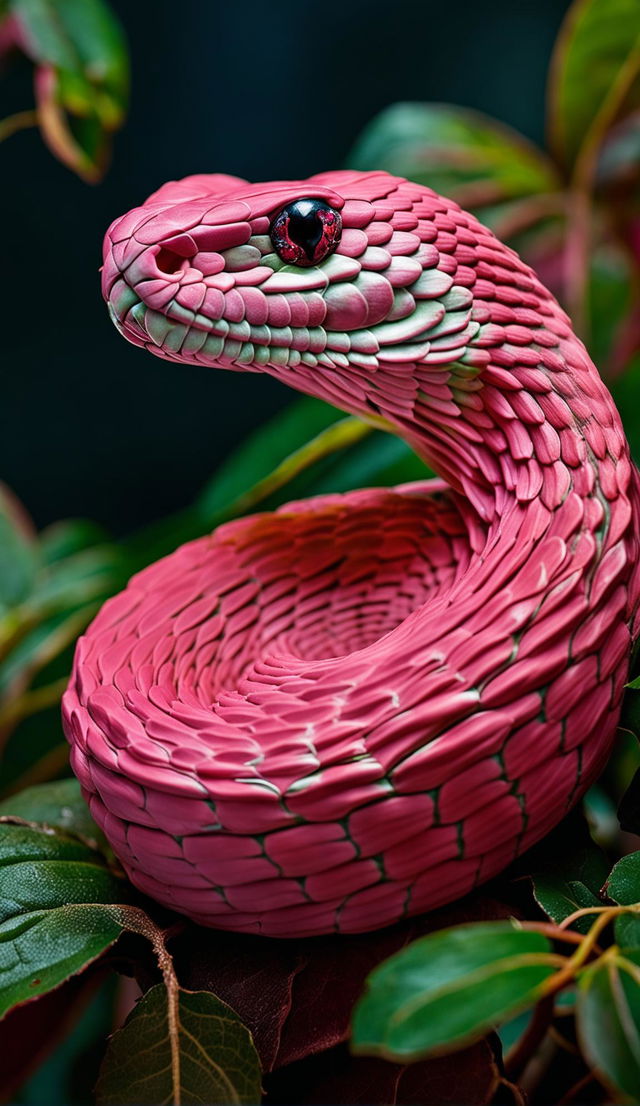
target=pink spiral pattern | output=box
[63,170,640,936]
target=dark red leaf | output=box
[262,1038,501,1105]
[174,893,515,1074]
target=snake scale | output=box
[62,170,640,937]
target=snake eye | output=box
[270,198,342,267]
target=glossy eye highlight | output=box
[270,198,342,267]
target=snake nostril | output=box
[155,247,185,276]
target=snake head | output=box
[102,170,483,429]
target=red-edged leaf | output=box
[11,0,129,180]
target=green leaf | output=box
[576,948,640,1103]
[604,851,640,946]
[498,1009,533,1055]
[548,0,640,174]
[347,103,559,208]
[532,842,610,934]
[128,397,376,564]
[303,431,430,497]
[607,848,640,907]
[11,0,129,180]
[0,486,38,614]
[0,778,100,844]
[29,545,124,614]
[196,396,373,519]
[351,921,557,1061]
[95,984,262,1105]
[0,606,96,700]
[0,822,127,1019]
[39,519,112,564]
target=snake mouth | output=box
[116,296,389,374]
[109,275,478,385]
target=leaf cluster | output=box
[0,0,129,180]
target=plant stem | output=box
[519,920,596,949]
[535,907,629,1006]
[499,1075,528,1106]
[0,109,39,143]
[557,1070,597,1105]
[107,907,182,1106]
[505,994,555,1080]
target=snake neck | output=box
[375,305,634,555]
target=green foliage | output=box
[0,0,129,180]
[346,0,640,364]
[531,840,610,934]
[352,923,557,1060]
[605,852,640,946]
[0,821,126,1019]
[0,778,103,843]
[95,985,262,1106]
[347,103,559,207]
[0,487,38,613]
[576,949,640,1104]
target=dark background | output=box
[3,0,571,536]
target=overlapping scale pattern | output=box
[64,170,640,936]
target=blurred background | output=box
[3,0,572,535]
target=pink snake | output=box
[63,170,640,937]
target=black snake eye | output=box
[270,198,342,267]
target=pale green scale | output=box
[350,331,379,354]
[387,288,417,322]
[327,332,351,353]
[441,287,474,311]
[319,254,362,282]
[163,324,188,353]
[140,306,172,345]
[111,281,139,315]
[380,340,432,363]
[236,342,255,365]
[372,300,446,345]
[182,327,209,354]
[203,334,224,358]
[410,269,454,298]
[221,244,262,271]
[226,320,252,342]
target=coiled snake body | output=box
[63,170,640,937]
